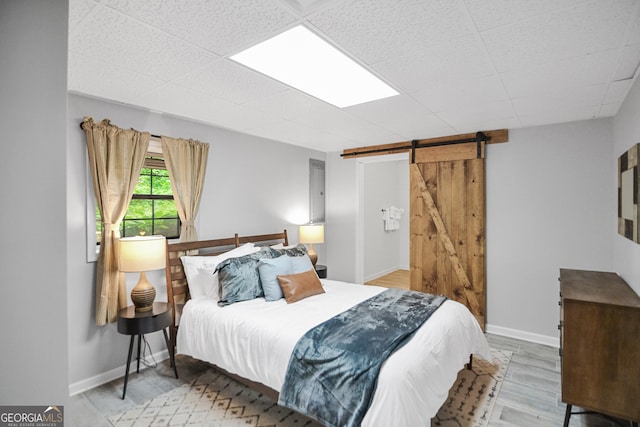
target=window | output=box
[95,156,181,244]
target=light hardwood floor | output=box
[365,269,410,289]
[68,331,629,426]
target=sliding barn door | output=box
[410,143,486,329]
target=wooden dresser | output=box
[559,269,640,426]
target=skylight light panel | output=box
[230,26,398,108]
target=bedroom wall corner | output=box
[613,73,640,296]
[0,0,70,408]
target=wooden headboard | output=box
[165,230,288,348]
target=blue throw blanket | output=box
[278,288,447,427]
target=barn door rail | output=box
[409,132,487,163]
[340,129,506,160]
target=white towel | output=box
[383,206,404,231]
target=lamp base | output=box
[131,272,156,312]
[307,244,318,267]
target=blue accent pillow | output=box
[216,247,275,307]
[289,254,314,274]
[258,255,292,301]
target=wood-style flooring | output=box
[68,306,628,427]
[365,269,410,289]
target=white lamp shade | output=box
[299,224,324,244]
[118,235,166,272]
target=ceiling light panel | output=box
[231,25,398,108]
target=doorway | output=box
[355,153,410,288]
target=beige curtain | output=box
[82,117,150,326]
[161,137,209,242]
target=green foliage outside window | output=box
[96,166,180,243]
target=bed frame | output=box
[164,230,288,352]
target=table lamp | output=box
[119,235,166,312]
[299,223,324,267]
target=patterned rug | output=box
[433,349,512,427]
[109,349,511,427]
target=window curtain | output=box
[82,117,150,326]
[160,137,209,243]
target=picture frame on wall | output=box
[618,143,640,242]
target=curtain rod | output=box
[78,122,161,139]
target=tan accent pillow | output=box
[277,269,325,303]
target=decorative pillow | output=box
[271,243,298,249]
[181,243,257,301]
[289,254,314,274]
[257,255,292,301]
[277,269,325,303]
[271,243,308,257]
[216,246,275,306]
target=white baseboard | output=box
[364,265,408,283]
[486,324,559,348]
[69,349,169,396]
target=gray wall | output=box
[0,0,70,406]
[67,94,326,391]
[485,119,614,342]
[326,118,615,344]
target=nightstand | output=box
[315,264,327,279]
[117,302,178,399]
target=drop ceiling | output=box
[68,0,640,152]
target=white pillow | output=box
[271,243,298,249]
[181,243,259,301]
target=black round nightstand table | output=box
[315,264,327,279]
[117,302,178,399]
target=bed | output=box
[165,230,491,426]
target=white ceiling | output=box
[68,0,640,152]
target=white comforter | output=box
[177,280,491,426]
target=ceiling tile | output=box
[68,52,166,102]
[346,95,456,139]
[244,89,372,133]
[172,59,289,105]
[604,79,633,104]
[598,103,620,117]
[70,5,218,81]
[613,44,640,81]
[513,96,599,125]
[410,75,509,113]
[68,0,99,29]
[435,100,517,129]
[464,0,586,32]
[481,0,637,72]
[132,84,241,127]
[626,8,640,45]
[372,34,494,92]
[500,50,619,100]
[279,0,342,16]
[101,0,298,55]
[309,0,475,65]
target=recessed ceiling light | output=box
[231,25,398,108]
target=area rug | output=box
[109,349,511,427]
[432,349,512,427]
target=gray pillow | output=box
[271,243,308,257]
[216,247,275,306]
